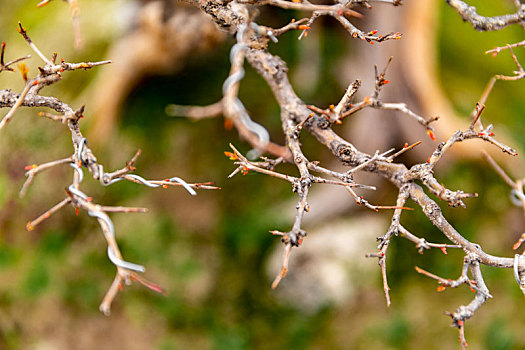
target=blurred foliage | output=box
[0,0,524,349]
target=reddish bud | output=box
[162,184,168,189]
[298,25,310,30]
[478,132,485,136]
[513,241,522,250]
[489,132,494,137]
[403,142,408,148]
[437,285,446,292]
[427,129,435,141]
[427,157,431,163]
[440,247,448,255]
[75,208,79,216]
[383,80,389,85]
[369,30,378,35]
[25,164,37,170]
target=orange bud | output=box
[75,207,79,216]
[224,118,234,130]
[369,30,378,35]
[403,142,408,148]
[437,285,446,292]
[24,164,37,170]
[162,184,168,189]
[440,247,447,255]
[298,25,310,30]
[427,130,435,141]
[224,151,238,160]
[513,241,521,250]
[26,222,34,231]
[383,80,389,85]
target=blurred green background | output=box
[0,0,524,349]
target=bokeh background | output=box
[0,0,524,349]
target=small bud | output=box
[18,62,29,81]
[224,118,234,130]
[26,222,34,231]
[427,130,436,141]
[224,151,238,160]
[75,207,79,216]
[24,164,37,170]
[440,247,447,255]
[437,285,446,292]
[403,142,408,148]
